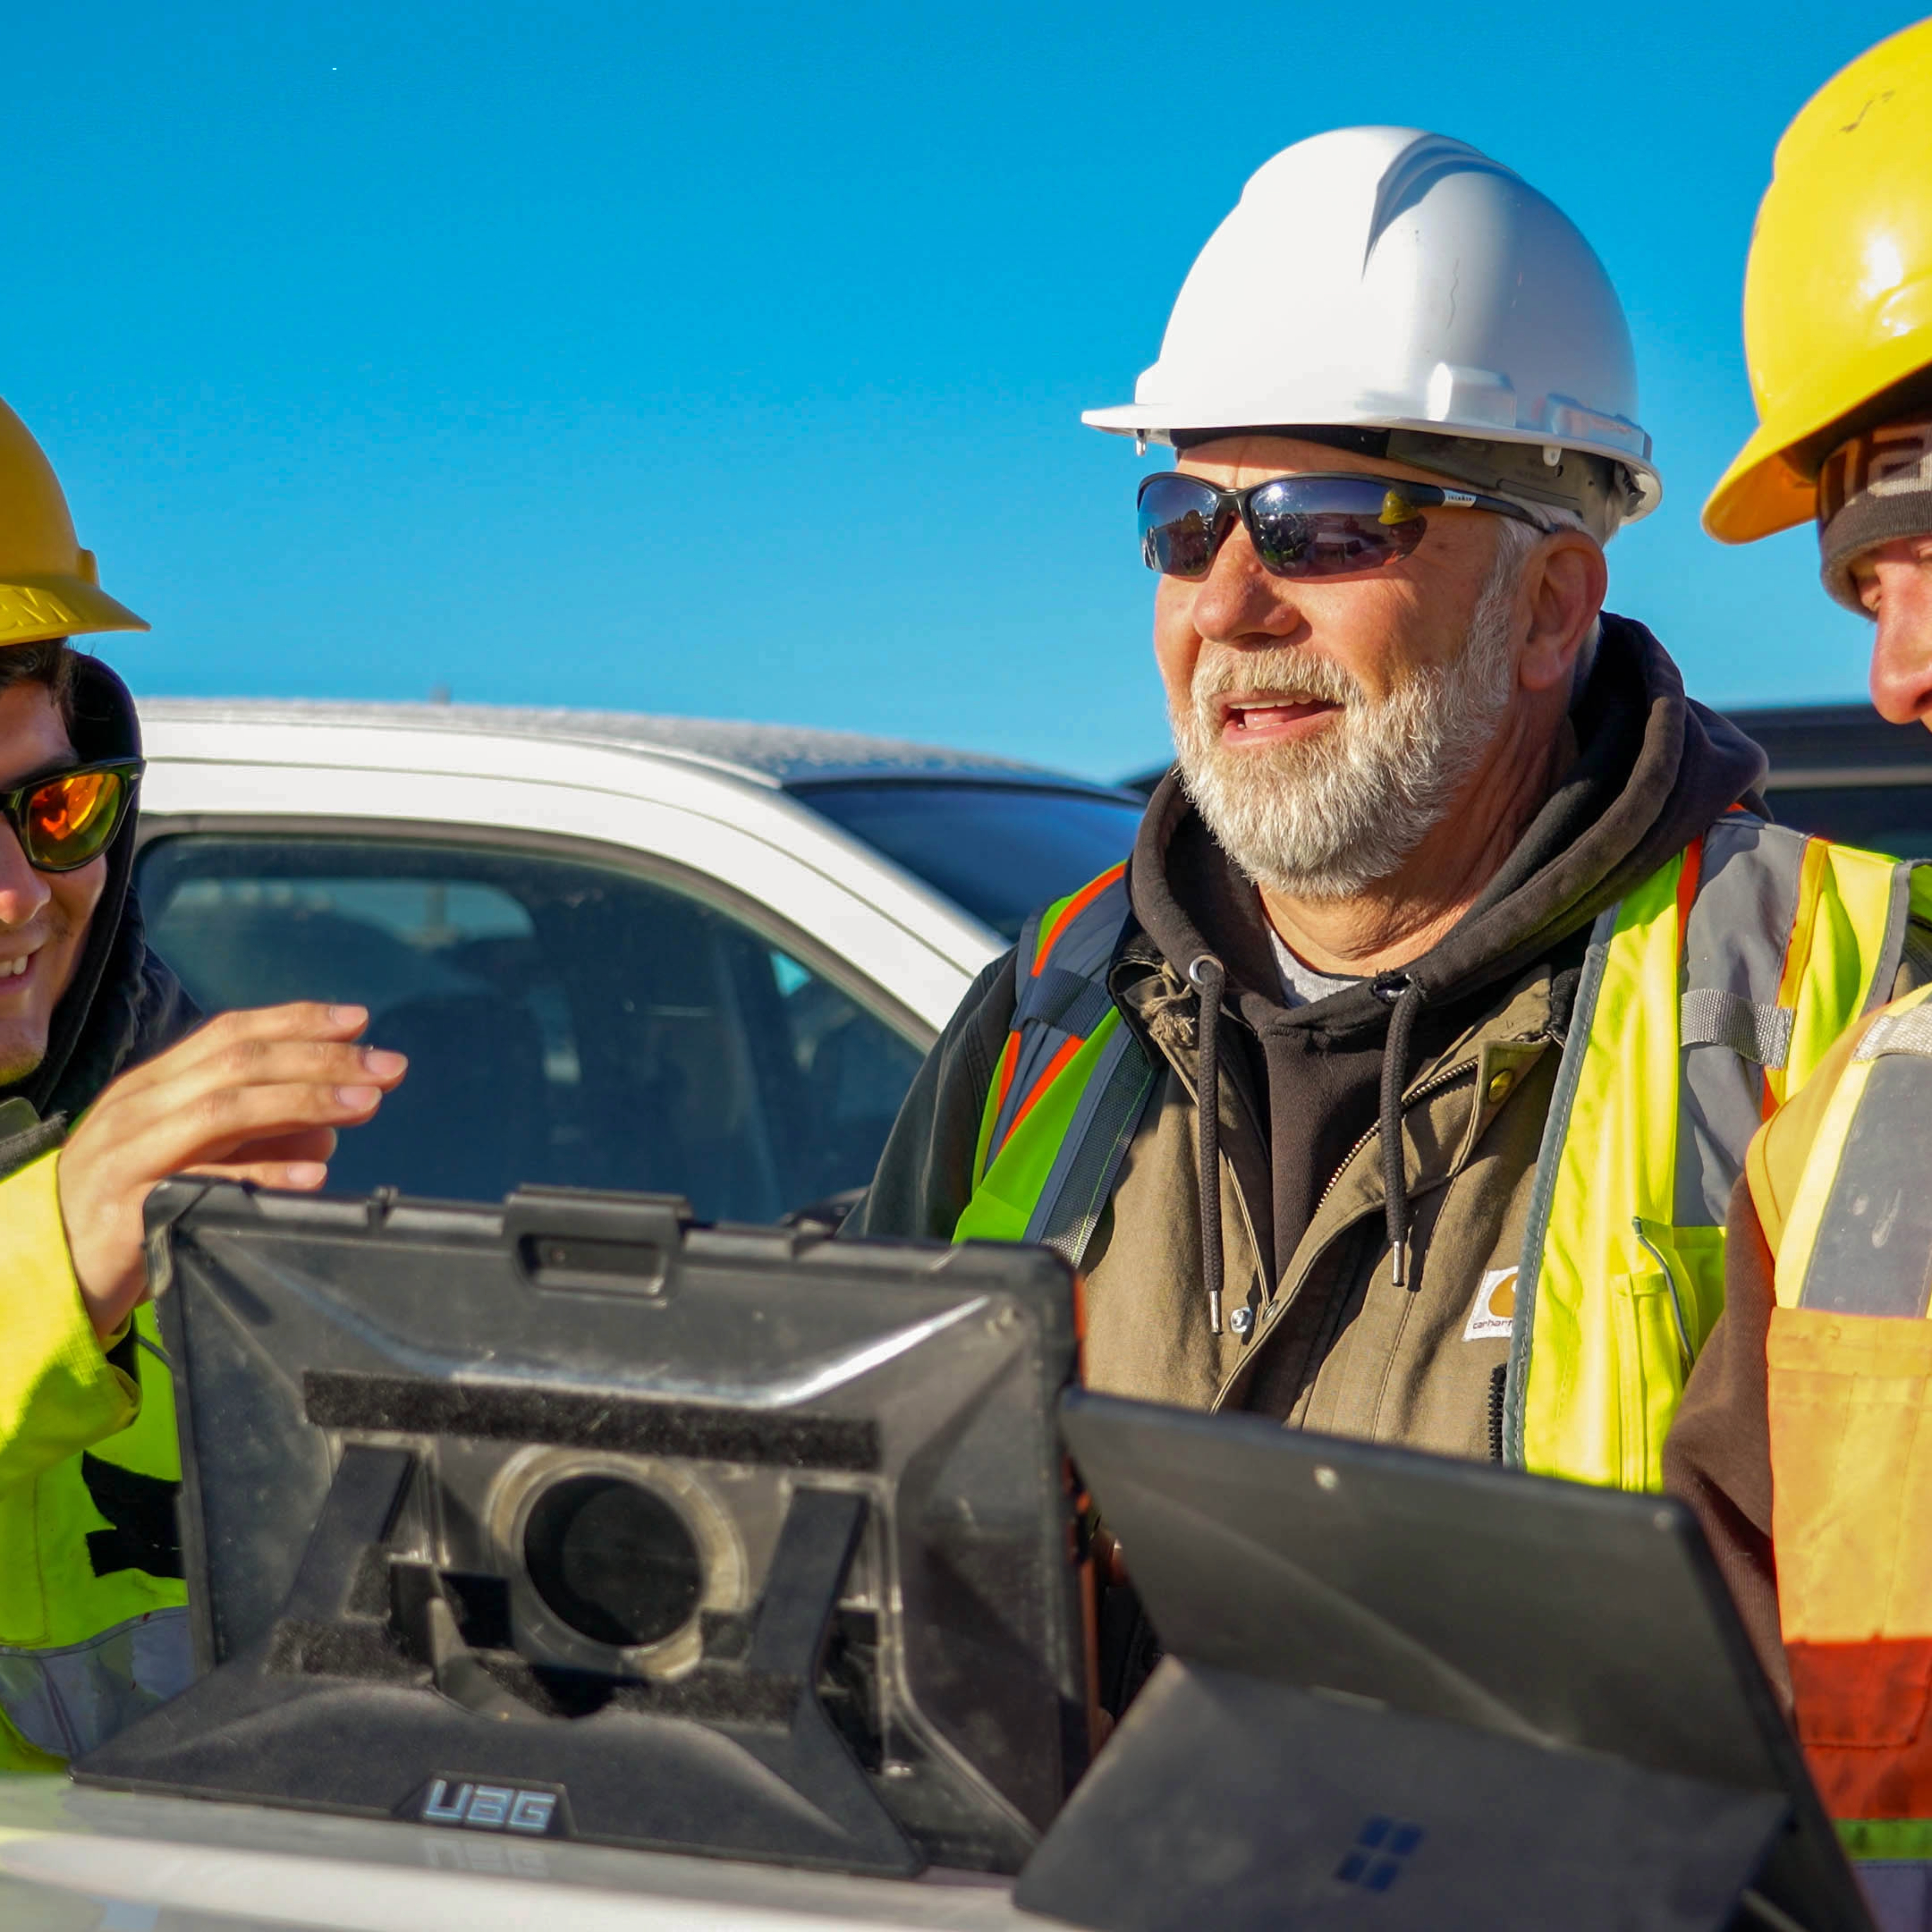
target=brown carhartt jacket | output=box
[851,616,1765,1460]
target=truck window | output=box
[136,835,926,1221]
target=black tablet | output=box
[75,1180,1087,1878]
[1020,1389,1871,1932]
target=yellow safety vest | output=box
[958,818,1928,1493]
[1760,980,1932,1857]
[0,1151,189,1772]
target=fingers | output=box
[103,1003,375,1102]
[113,1076,395,1179]
[59,1002,408,1338]
[96,1044,405,1167]
[220,1126,339,1166]
[188,1160,332,1191]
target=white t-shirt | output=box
[1267,928,1364,1009]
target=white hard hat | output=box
[1084,127,1659,528]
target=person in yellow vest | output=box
[851,124,1930,1707]
[0,398,408,1770]
[1668,17,1932,1860]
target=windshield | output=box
[796,781,1145,940]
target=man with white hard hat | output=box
[852,128,1925,1677]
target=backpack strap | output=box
[981,863,1134,1168]
[1025,1021,1160,1265]
[967,863,1160,1267]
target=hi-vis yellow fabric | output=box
[1779,842,1915,1112]
[1768,1308,1932,1649]
[1518,859,1690,1491]
[1519,840,1917,1490]
[0,1150,184,1772]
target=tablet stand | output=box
[77,1443,918,1875]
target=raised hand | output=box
[57,1002,407,1337]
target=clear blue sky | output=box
[13,2,1927,779]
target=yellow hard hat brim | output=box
[1702,420,1822,546]
[0,572,148,648]
[1703,325,1932,546]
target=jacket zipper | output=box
[1308,1058,1481,1223]
[1209,1056,1483,1415]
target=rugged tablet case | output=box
[75,1180,1088,1877]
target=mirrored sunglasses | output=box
[1137,471,1545,580]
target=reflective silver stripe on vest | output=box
[1674,815,1808,1227]
[1797,1048,1932,1318]
[0,1605,194,1760]
[1854,1002,1932,1063]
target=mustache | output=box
[1187,648,1365,708]
[0,906,72,949]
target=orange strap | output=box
[1031,861,1126,976]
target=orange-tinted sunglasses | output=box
[0,760,142,872]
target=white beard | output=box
[1170,550,1523,901]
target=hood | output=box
[3,652,152,1117]
[1130,612,1767,1036]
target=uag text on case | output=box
[74,1181,1088,1877]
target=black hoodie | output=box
[0,654,196,1172]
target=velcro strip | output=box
[304,1370,880,1472]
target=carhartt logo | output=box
[417,1777,564,1835]
[1462,1268,1516,1342]
[1335,1816,1425,1892]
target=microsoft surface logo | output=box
[1334,1816,1426,1892]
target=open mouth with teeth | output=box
[1217,696,1344,746]
[0,954,35,982]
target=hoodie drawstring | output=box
[1376,973,1427,1287]
[1186,955,1422,1332]
[1188,954,1227,1335]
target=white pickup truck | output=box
[0,699,1143,1931]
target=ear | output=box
[1516,533,1608,695]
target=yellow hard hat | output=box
[0,397,146,646]
[1705,17,1932,544]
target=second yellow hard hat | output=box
[1705,17,1932,545]
[0,399,146,647]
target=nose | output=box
[0,823,52,930]
[1867,556,1932,727]
[1183,519,1302,645]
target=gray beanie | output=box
[1818,416,1932,611]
